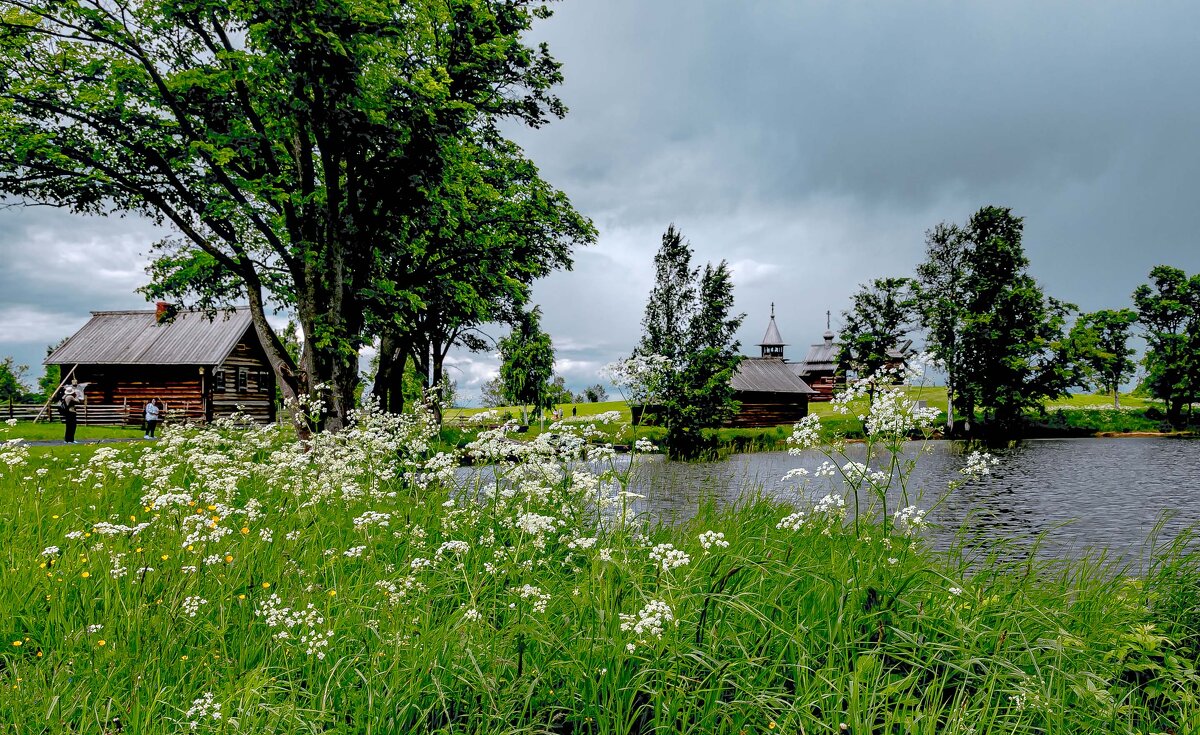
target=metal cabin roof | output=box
[731,358,817,394]
[46,308,255,366]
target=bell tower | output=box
[759,303,786,359]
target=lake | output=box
[622,437,1200,561]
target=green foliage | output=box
[545,375,574,407]
[0,0,580,430]
[498,306,555,422]
[0,356,32,403]
[916,221,971,429]
[582,383,608,402]
[838,276,917,381]
[371,135,595,414]
[478,377,507,409]
[1133,265,1200,426]
[920,207,1076,431]
[1068,309,1139,408]
[634,225,744,459]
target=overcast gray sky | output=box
[3,0,1199,401]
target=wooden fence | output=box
[4,400,207,426]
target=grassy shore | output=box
[3,411,1200,733]
[443,388,1188,454]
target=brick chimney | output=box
[155,301,170,323]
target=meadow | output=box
[3,380,1200,734]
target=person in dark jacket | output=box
[59,383,82,444]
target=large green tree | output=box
[838,276,916,384]
[634,225,743,459]
[1132,265,1200,425]
[0,0,575,431]
[371,135,594,417]
[498,306,555,425]
[956,207,1075,429]
[915,222,970,432]
[1067,308,1139,408]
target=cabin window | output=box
[257,370,272,392]
[212,368,226,393]
[237,367,248,391]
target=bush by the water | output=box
[2,381,1200,733]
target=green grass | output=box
[3,416,1200,733]
[2,420,146,442]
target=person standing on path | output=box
[144,398,161,439]
[59,383,81,444]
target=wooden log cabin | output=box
[45,304,277,424]
[725,307,817,427]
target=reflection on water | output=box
[624,437,1200,560]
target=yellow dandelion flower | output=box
[240,527,250,535]
[51,514,59,519]
[80,571,90,579]
[328,589,337,597]
[96,640,106,647]
[211,515,220,522]
[237,594,246,600]
[135,547,143,553]
[261,582,271,589]
[39,562,46,569]
[224,555,233,563]
[181,655,188,661]
[11,641,21,647]
[160,554,169,561]
[769,722,777,730]
[187,545,194,552]
[130,515,137,522]
[207,505,216,511]
[36,650,43,657]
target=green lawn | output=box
[2,420,147,442]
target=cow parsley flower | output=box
[182,596,208,617]
[619,599,675,651]
[698,531,729,552]
[648,543,690,571]
[184,692,222,731]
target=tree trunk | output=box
[245,286,308,435]
[945,385,955,434]
[373,332,411,414]
[1113,387,1120,409]
[296,286,362,433]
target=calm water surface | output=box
[623,437,1200,560]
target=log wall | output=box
[726,392,810,428]
[211,338,276,423]
[76,365,206,425]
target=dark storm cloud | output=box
[497,0,1200,401]
[0,207,161,378]
[2,1,1197,400]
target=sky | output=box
[3,0,1199,402]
